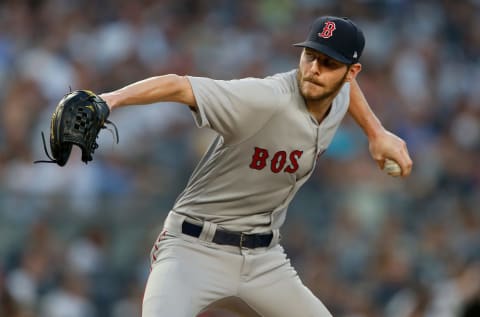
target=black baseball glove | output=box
[35,90,119,166]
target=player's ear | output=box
[345,63,362,82]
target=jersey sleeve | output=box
[187,76,284,144]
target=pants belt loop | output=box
[270,229,280,247]
[199,221,217,242]
[164,212,186,235]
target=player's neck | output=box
[306,97,334,123]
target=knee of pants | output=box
[240,275,333,317]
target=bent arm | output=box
[100,74,197,110]
[349,78,413,176]
[349,79,383,139]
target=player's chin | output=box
[300,86,325,100]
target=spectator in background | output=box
[0,268,23,317]
[39,270,96,317]
[111,279,143,317]
[462,291,480,317]
[5,247,51,310]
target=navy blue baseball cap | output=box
[294,16,365,64]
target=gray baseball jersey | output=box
[172,69,350,233]
[145,70,349,317]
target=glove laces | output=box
[33,131,57,164]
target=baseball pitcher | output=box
[99,16,412,317]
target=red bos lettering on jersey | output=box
[249,147,303,174]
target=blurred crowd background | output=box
[0,0,479,316]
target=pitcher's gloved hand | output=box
[35,90,119,166]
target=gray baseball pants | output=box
[142,212,332,317]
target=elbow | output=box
[158,73,183,95]
[167,74,195,107]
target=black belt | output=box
[181,220,273,248]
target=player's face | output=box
[297,48,350,101]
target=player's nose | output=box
[309,59,321,75]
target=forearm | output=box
[349,79,412,175]
[101,74,196,110]
[348,79,384,139]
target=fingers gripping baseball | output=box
[369,129,413,177]
[383,158,402,177]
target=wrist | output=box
[365,121,385,140]
[100,92,120,111]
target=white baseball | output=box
[383,158,402,177]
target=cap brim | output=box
[293,41,352,64]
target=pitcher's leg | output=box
[239,245,332,317]
[142,234,242,317]
[242,274,332,317]
[143,258,195,317]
